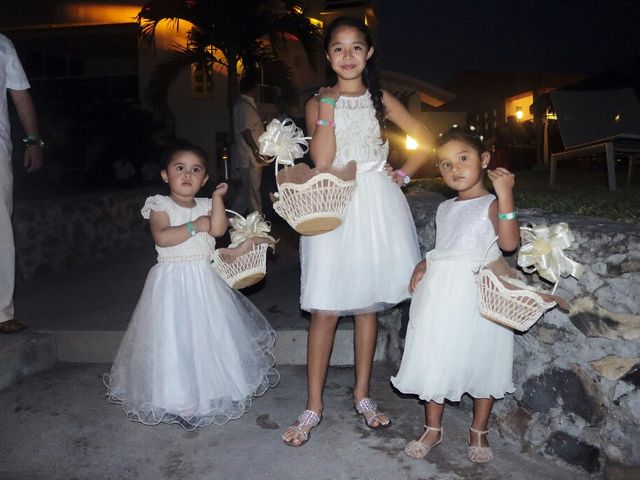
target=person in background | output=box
[230,70,266,215]
[0,33,44,334]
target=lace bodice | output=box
[333,91,389,173]
[141,195,215,262]
[435,194,499,255]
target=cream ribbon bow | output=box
[258,118,309,166]
[517,223,584,284]
[228,211,277,249]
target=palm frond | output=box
[265,10,323,71]
[244,47,296,96]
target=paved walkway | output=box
[2,204,593,479]
[1,362,589,480]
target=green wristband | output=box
[186,221,197,237]
[498,211,517,220]
[319,97,337,108]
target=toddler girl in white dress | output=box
[392,126,520,463]
[105,141,279,430]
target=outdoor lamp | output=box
[406,135,418,150]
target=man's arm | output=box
[9,88,43,172]
[240,129,260,158]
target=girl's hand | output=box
[392,172,406,187]
[193,215,211,233]
[213,182,229,197]
[409,260,427,293]
[487,168,515,198]
[317,86,340,103]
[383,162,395,180]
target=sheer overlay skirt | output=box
[105,260,279,429]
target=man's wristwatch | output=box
[395,169,411,186]
[23,135,45,148]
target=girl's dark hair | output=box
[324,16,386,140]
[161,139,209,170]
[434,125,486,155]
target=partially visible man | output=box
[0,33,44,334]
[230,71,265,215]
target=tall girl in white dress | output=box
[282,17,431,447]
[105,141,278,430]
[391,126,520,463]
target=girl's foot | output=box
[404,425,443,459]
[354,397,391,429]
[281,409,321,447]
[468,427,493,463]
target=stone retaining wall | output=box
[381,191,640,475]
[13,188,155,280]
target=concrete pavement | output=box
[2,209,595,479]
[0,362,589,480]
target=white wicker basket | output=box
[273,166,357,235]
[212,238,269,289]
[476,232,558,332]
[258,118,357,236]
[477,268,558,332]
[272,162,357,236]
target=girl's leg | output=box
[353,313,389,427]
[470,397,494,447]
[282,311,338,446]
[423,400,445,443]
[307,311,340,412]
[404,401,444,458]
[353,312,377,402]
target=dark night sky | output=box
[377,0,640,87]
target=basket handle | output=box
[480,226,534,269]
[477,235,499,273]
[480,228,560,295]
[225,209,245,220]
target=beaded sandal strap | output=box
[297,409,321,428]
[355,398,378,414]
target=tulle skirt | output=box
[300,171,420,315]
[104,260,279,430]
[391,249,515,403]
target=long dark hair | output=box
[323,16,386,140]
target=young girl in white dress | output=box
[282,17,431,447]
[105,141,279,430]
[391,126,520,463]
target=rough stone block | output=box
[569,297,640,340]
[521,366,604,425]
[590,355,639,381]
[544,431,601,473]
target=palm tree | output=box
[137,0,323,114]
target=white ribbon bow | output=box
[258,118,310,166]
[517,223,584,284]
[228,211,277,249]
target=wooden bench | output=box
[550,134,640,190]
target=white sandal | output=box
[404,425,443,459]
[468,427,493,463]
[281,409,321,447]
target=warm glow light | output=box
[515,107,524,120]
[406,135,418,150]
[505,92,533,122]
[63,3,140,24]
[546,112,557,120]
[308,17,324,28]
[615,114,621,122]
